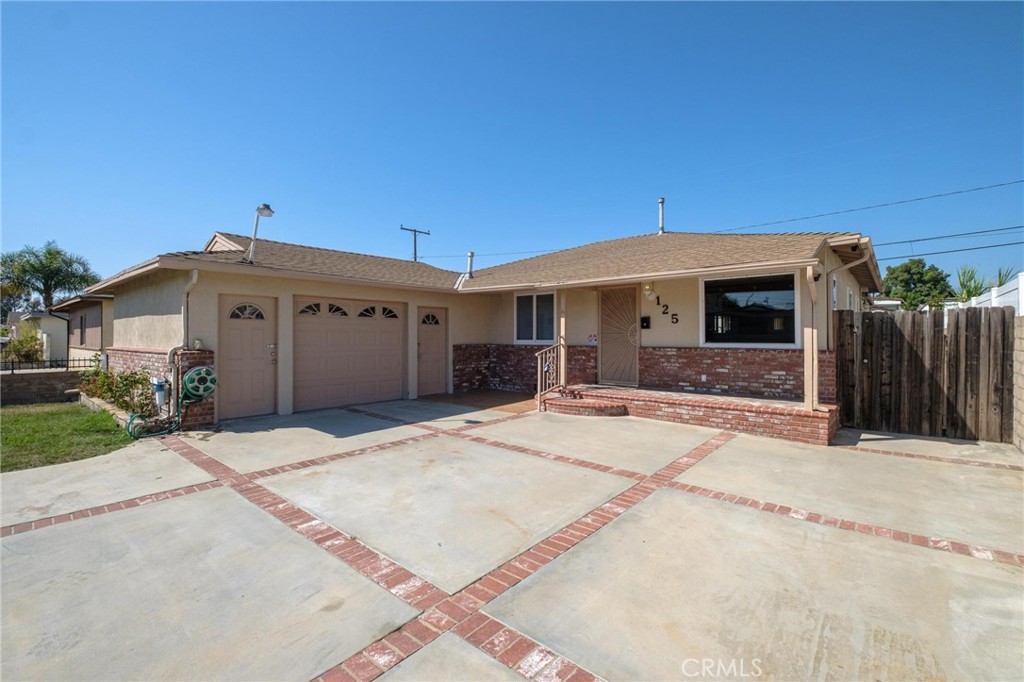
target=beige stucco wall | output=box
[101,299,114,349]
[38,316,69,361]
[69,347,100,362]
[482,264,860,352]
[111,270,190,350]
[485,289,599,346]
[185,270,497,417]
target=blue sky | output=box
[3,2,1022,284]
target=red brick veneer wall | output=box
[639,347,836,403]
[105,347,216,429]
[455,344,835,403]
[453,344,598,393]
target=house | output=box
[4,311,70,362]
[50,294,114,362]
[86,229,882,441]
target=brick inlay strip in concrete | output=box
[156,436,450,608]
[0,481,224,537]
[837,445,1024,472]
[310,432,737,682]
[244,432,441,480]
[450,431,648,482]
[665,480,1024,568]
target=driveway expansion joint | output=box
[666,480,1024,567]
[837,444,1024,471]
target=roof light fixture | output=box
[246,204,275,263]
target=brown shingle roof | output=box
[175,233,461,290]
[461,231,855,290]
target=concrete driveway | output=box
[3,397,1022,681]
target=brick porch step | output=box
[542,397,628,417]
[562,385,840,446]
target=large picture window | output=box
[703,274,796,345]
[515,293,555,343]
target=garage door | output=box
[293,298,404,411]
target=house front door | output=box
[218,295,277,420]
[599,287,639,386]
[417,307,447,396]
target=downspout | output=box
[166,269,199,415]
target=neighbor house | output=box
[50,294,114,362]
[87,229,881,442]
[4,310,70,362]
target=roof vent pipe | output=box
[466,251,475,279]
[658,197,665,235]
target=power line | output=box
[420,248,555,260]
[712,180,1024,233]
[874,225,1024,246]
[876,241,1024,262]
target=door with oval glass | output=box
[218,295,277,419]
[417,307,447,396]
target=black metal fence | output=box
[1,358,99,372]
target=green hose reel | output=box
[181,365,217,400]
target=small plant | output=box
[953,265,992,302]
[994,266,1018,288]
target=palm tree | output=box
[0,241,100,310]
[952,265,992,302]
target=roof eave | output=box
[458,258,822,293]
[50,294,115,311]
[160,255,462,293]
[86,258,162,294]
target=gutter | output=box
[459,258,821,293]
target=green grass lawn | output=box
[1,403,131,473]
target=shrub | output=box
[79,369,157,418]
[2,321,43,362]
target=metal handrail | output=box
[535,341,565,411]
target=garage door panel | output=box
[294,298,404,411]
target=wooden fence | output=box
[835,308,1015,443]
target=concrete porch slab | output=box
[473,412,720,474]
[676,433,1024,554]
[379,632,522,682]
[260,434,633,593]
[485,488,1024,682]
[0,487,416,681]
[352,399,512,428]
[181,409,424,473]
[1,439,213,526]
[834,428,1024,467]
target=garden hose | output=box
[127,365,216,439]
[126,393,184,439]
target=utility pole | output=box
[400,225,430,262]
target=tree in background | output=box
[0,282,44,320]
[952,265,992,302]
[0,241,99,310]
[882,258,954,310]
